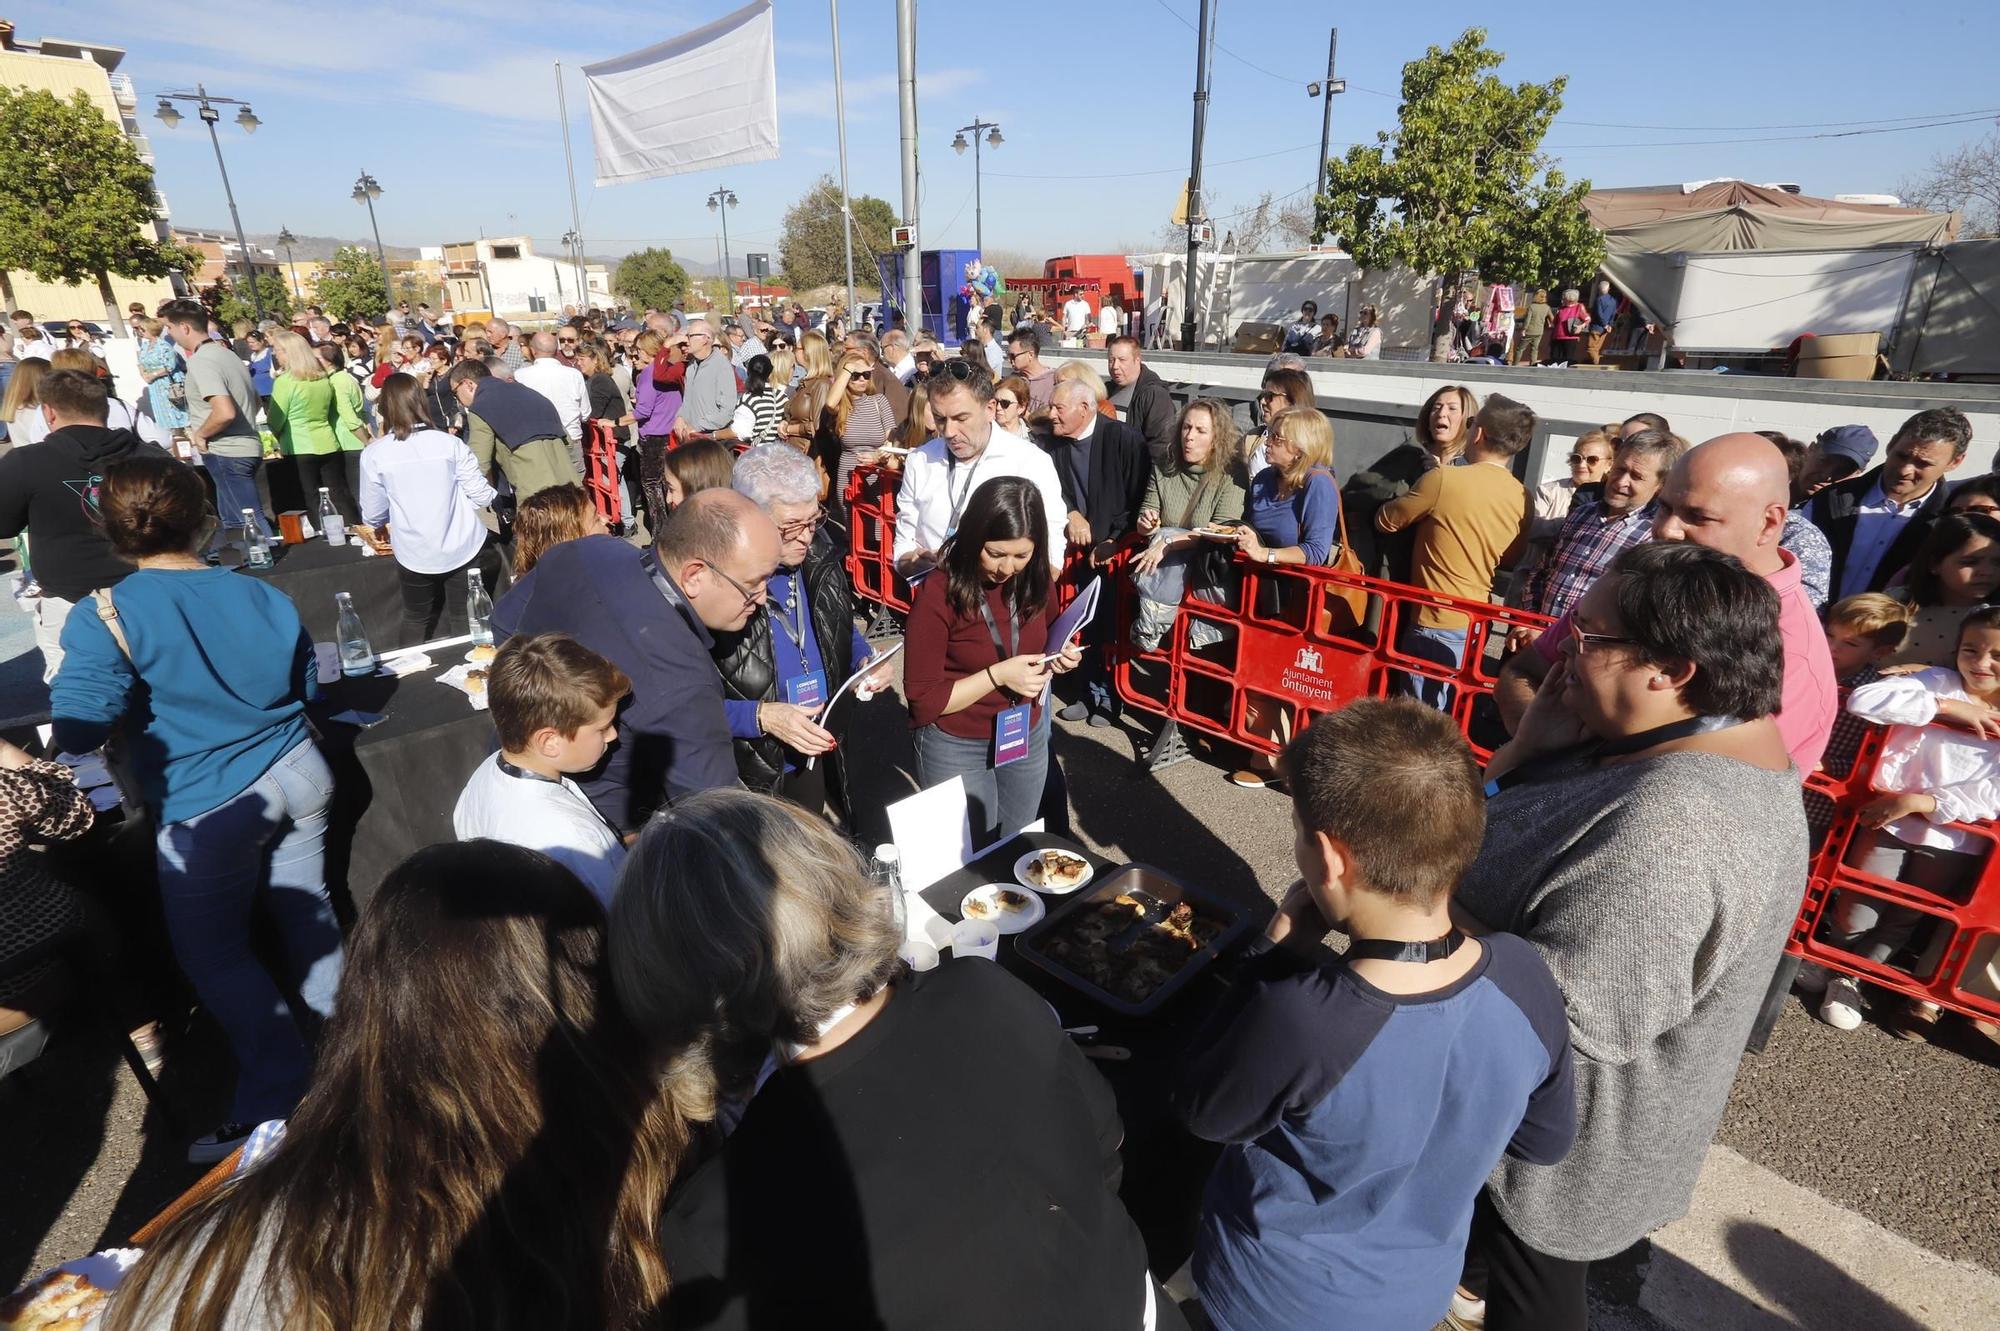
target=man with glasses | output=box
[714,444,892,819]
[515,330,591,475]
[675,318,741,440]
[1005,327,1057,414]
[893,357,1068,580]
[494,486,781,833]
[725,319,767,369]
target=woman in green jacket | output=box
[1131,398,1249,574]
[267,331,362,522]
[316,341,373,519]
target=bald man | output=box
[493,487,780,831]
[514,329,591,471]
[1497,433,1836,772]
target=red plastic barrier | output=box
[1792,715,2000,1024]
[842,462,1092,616]
[1111,551,1552,760]
[583,421,624,528]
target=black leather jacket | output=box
[710,530,860,802]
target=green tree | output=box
[779,175,897,291]
[312,244,390,323]
[209,273,293,329]
[612,246,691,311]
[0,86,203,321]
[1314,28,1603,359]
[393,272,444,311]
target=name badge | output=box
[994,704,1033,767]
[784,671,827,708]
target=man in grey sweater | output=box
[674,318,740,438]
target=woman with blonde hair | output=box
[511,483,605,577]
[1,357,52,448]
[797,328,832,381]
[104,841,688,1331]
[47,348,139,433]
[1055,360,1116,419]
[1342,305,1382,359]
[767,341,798,395]
[1236,406,1340,570]
[268,331,360,522]
[610,788,1161,1329]
[777,374,835,499]
[134,316,188,435]
[827,353,895,501]
[895,377,931,455]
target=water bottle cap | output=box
[874,844,900,864]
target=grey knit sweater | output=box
[1456,749,1806,1262]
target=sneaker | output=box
[1819,977,1865,1031]
[1088,710,1116,728]
[1445,1290,1486,1331]
[188,1121,255,1166]
[1056,701,1090,723]
[1792,961,1833,996]
[1229,768,1276,789]
[1891,1000,1942,1043]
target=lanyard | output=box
[773,568,809,652]
[1489,714,1741,795]
[978,592,1019,661]
[944,451,984,529]
[496,756,560,785]
[1346,929,1467,964]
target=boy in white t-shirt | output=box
[453,633,629,905]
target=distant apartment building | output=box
[432,237,610,322]
[0,21,180,325]
[173,228,282,293]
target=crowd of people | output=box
[1,281,1995,1331]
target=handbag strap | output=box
[93,584,133,663]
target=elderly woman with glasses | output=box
[710,444,890,820]
[610,788,1167,1331]
[1451,541,1806,1331]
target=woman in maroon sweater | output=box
[904,476,1083,848]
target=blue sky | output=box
[13,0,1999,269]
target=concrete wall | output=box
[1050,346,2000,490]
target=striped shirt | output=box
[1527,495,1656,619]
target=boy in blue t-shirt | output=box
[1172,698,1576,1331]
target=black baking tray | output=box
[1013,864,1258,1017]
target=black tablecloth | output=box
[235,538,509,652]
[310,670,494,920]
[922,832,1271,1274]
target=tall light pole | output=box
[829,0,857,322]
[706,185,738,318]
[1180,0,1217,351]
[950,118,1003,254]
[155,85,265,323]
[275,226,302,303]
[350,170,394,315]
[1307,30,1346,245]
[561,228,586,310]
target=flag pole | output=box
[829,0,858,322]
[555,61,590,309]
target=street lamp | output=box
[706,186,739,317]
[155,84,266,322]
[275,226,301,302]
[350,170,395,316]
[1306,29,1345,245]
[950,118,1003,254]
[561,228,586,310]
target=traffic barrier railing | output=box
[583,421,625,529]
[1110,550,1553,760]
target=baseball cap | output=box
[1814,425,1879,470]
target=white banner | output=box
[582,0,779,187]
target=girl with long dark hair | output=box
[902,475,1082,846]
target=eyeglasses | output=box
[926,358,978,384]
[702,560,768,611]
[994,396,1020,410]
[1566,453,1608,466]
[775,507,827,541]
[557,337,578,346]
[1568,620,1637,652]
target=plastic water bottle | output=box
[335,591,375,677]
[242,509,272,570]
[466,568,493,647]
[318,488,346,547]
[873,844,907,936]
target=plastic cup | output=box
[922,914,956,950]
[951,918,1000,961]
[898,940,940,972]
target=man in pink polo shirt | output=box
[1497,433,1836,774]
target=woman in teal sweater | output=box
[267,330,363,522]
[52,454,342,1165]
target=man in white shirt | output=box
[9,309,57,362]
[514,330,591,474]
[893,360,1069,579]
[453,633,629,906]
[972,320,1005,375]
[1062,292,1092,340]
[881,329,917,386]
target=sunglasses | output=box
[558,337,578,346]
[1568,620,1637,652]
[994,396,1020,410]
[1567,453,1609,466]
[925,359,978,384]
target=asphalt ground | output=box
[6,615,1998,1316]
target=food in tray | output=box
[466,644,498,665]
[1025,850,1090,890]
[0,1269,108,1329]
[1035,888,1225,1005]
[464,668,488,697]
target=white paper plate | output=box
[960,882,1045,933]
[1014,849,1095,895]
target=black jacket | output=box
[0,424,168,601]
[1121,366,1178,469]
[709,532,858,804]
[1039,416,1151,546]
[1807,465,1954,596]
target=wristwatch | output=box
[1265,550,1277,565]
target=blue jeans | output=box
[913,706,1053,852]
[205,451,272,539]
[1397,623,1468,712]
[155,738,342,1123]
